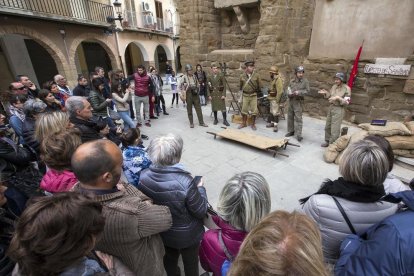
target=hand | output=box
[116,126,122,134]
[318,89,327,94]
[96,251,114,270]
[209,96,212,100]
[197,178,204,187]
[294,91,299,96]
[151,96,155,103]
[106,98,112,103]
[328,97,336,103]
[29,82,36,90]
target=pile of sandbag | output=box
[324,121,414,164]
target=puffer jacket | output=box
[40,169,77,193]
[89,90,109,118]
[139,165,208,249]
[199,216,247,276]
[302,194,398,264]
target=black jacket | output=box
[139,165,208,249]
[22,118,39,154]
[70,116,105,143]
[73,84,91,97]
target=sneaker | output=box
[223,120,230,126]
[136,122,142,128]
[200,123,208,127]
[321,141,329,147]
[145,122,151,127]
[150,116,158,119]
[285,132,294,137]
[163,112,169,115]
[141,134,149,140]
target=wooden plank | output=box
[212,129,288,149]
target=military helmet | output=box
[269,66,279,74]
[185,64,193,71]
[335,72,345,82]
[295,66,305,73]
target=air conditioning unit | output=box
[144,14,155,25]
[142,2,150,12]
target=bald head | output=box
[72,140,122,187]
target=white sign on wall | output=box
[364,64,411,76]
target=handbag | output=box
[332,196,357,234]
[108,108,121,121]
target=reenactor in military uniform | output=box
[318,72,351,147]
[182,64,208,128]
[207,63,230,126]
[266,66,284,132]
[285,66,309,142]
[238,61,262,130]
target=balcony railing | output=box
[123,10,173,34]
[0,0,113,24]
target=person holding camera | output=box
[182,64,208,128]
[318,72,351,147]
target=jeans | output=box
[118,111,135,130]
[133,95,149,123]
[9,115,24,144]
[164,243,200,276]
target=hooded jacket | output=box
[40,169,77,193]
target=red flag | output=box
[348,41,364,90]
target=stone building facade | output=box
[177,0,414,122]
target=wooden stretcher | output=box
[207,129,299,157]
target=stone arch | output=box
[0,25,69,77]
[69,33,119,69]
[122,41,150,61]
[155,43,173,61]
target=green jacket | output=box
[240,71,261,95]
[268,76,284,103]
[89,90,109,118]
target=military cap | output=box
[244,61,255,67]
[269,66,279,74]
[211,62,218,68]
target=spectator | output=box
[150,67,169,116]
[17,74,39,98]
[72,75,90,97]
[8,192,133,275]
[195,64,207,106]
[38,89,62,112]
[120,128,151,187]
[66,96,108,143]
[169,71,179,108]
[165,61,173,84]
[139,133,208,276]
[8,94,27,144]
[44,80,68,107]
[71,139,172,275]
[335,189,414,275]
[300,140,398,264]
[54,74,72,96]
[22,99,47,154]
[34,111,72,142]
[8,82,28,97]
[89,78,112,119]
[40,130,81,193]
[364,135,410,194]
[112,82,135,130]
[95,66,111,101]
[228,211,328,276]
[199,172,271,276]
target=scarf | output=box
[8,105,25,122]
[299,177,385,204]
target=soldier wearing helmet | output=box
[318,72,351,147]
[285,65,309,142]
[266,66,284,132]
[238,61,262,131]
[182,64,208,128]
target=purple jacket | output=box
[199,216,247,276]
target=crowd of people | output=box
[0,62,413,276]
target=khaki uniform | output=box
[324,84,350,144]
[240,72,261,115]
[287,77,310,138]
[207,73,226,112]
[268,76,284,116]
[183,74,205,125]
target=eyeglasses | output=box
[15,86,26,90]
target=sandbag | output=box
[334,135,351,152]
[335,150,344,165]
[324,148,339,163]
[349,130,369,145]
[386,135,414,150]
[393,149,414,158]
[358,122,412,137]
[323,135,350,163]
[404,121,414,134]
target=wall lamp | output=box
[107,0,123,23]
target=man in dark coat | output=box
[207,63,229,126]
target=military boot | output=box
[222,111,230,126]
[266,114,274,128]
[238,115,247,129]
[251,116,257,131]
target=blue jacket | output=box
[139,165,208,249]
[122,145,152,187]
[335,191,414,276]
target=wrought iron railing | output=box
[0,0,113,24]
[123,9,173,34]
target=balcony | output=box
[0,0,114,26]
[123,10,174,34]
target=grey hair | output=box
[217,172,271,232]
[339,140,389,187]
[53,74,64,82]
[65,96,86,116]
[23,99,47,117]
[147,133,183,166]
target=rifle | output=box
[219,62,241,114]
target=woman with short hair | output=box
[228,211,328,276]
[199,172,271,276]
[139,133,208,276]
[22,99,47,153]
[34,111,73,142]
[8,192,133,275]
[300,139,398,264]
[38,89,62,112]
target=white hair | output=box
[147,133,183,166]
[65,96,86,117]
[217,172,271,232]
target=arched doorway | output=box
[75,41,112,79]
[154,45,168,73]
[124,42,149,75]
[176,46,181,72]
[0,34,58,88]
